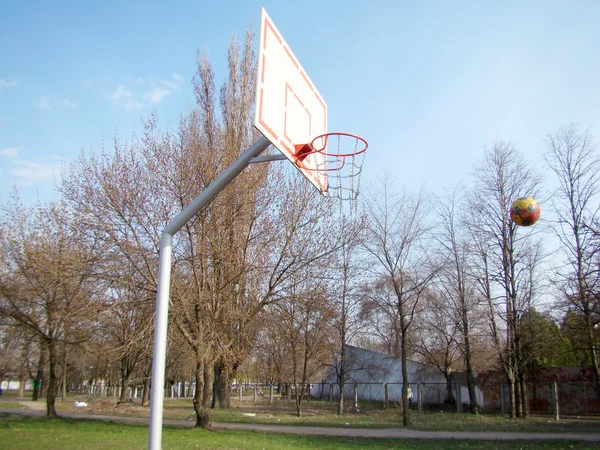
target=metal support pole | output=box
[384,383,388,409]
[552,381,559,421]
[148,136,271,450]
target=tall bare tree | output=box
[326,214,365,416]
[361,174,435,426]
[469,141,542,418]
[545,124,600,399]
[434,186,481,414]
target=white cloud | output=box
[111,73,182,111]
[124,99,143,112]
[0,147,21,158]
[143,84,171,103]
[162,73,184,90]
[35,96,52,110]
[112,84,131,102]
[161,80,178,90]
[0,79,18,90]
[9,158,63,186]
[62,98,77,108]
[111,84,143,112]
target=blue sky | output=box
[1,0,599,206]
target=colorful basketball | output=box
[510,197,540,226]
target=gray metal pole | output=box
[148,136,271,450]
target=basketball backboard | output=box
[254,8,328,194]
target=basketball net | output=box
[299,132,368,215]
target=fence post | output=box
[253,384,257,405]
[456,383,461,413]
[269,384,274,404]
[551,381,559,421]
[384,383,389,409]
[354,383,359,409]
[500,383,506,416]
[418,383,423,413]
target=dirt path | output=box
[19,401,46,411]
[2,408,600,442]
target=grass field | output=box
[2,394,600,434]
[2,393,600,449]
[1,415,599,450]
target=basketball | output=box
[510,197,541,226]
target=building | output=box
[317,345,484,407]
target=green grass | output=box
[155,399,600,434]
[0,415,598,450]
[10,395,598,434]
[208,409,600,433]
[0,401,26,409]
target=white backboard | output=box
[254,8,328,194]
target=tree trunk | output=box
[32,369,43,401]
[18,368,26,398]
[141,377,150,406]
[444,372,455,404]
[586,314,600,402]
[193,359,213,428]
[337,381,345,415]
[119,375,130,403]
[400,313,410,426]
[295,383,302,417]
[515,377,522,417]
[337,344,346,416]
[212,361,232,409]
[45,341,59,418]
[519,373,529,418]
[508,376,516,419]
[461,305,478,414]
[61,345,67,402]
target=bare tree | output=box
[276,281,335,417]
[469,141,542,418]
[0,194,99,417]
[326,214,366,416]
[101,279,153,404]
[545,124,600,399]
[411,287,461,405]
[434,186,481,414]
[361,174,435,426]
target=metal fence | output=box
[22,377,597,417]
[218,380,600,416]
[304,380,600,416]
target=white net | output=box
[310,133,367,203]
